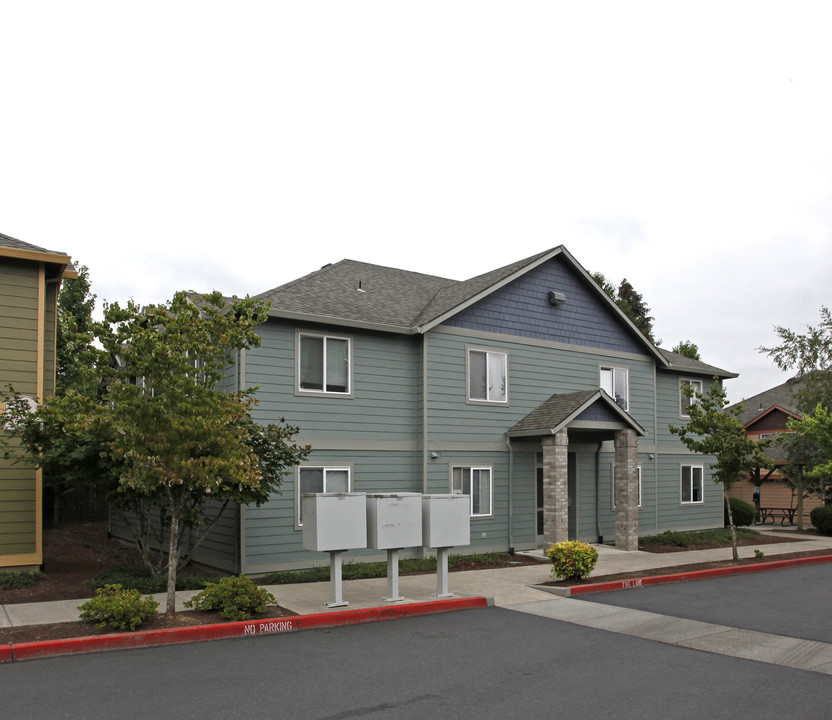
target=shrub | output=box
[545,540,599,580]
[78,584,159,631]
[0,569,42,590]
[185,575,276,621]
[810,505,832,536]
[725,497,755,527]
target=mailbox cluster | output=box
[302,492,470,607]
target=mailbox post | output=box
[366,493,422,602]
[422,494,470,598]
[302,493,367,607]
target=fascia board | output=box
[267,309,415,335]
[0,246,74,268]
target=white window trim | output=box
[295,465,352,528]
[680,464,704,505]
[680,379,703,419]
[295,330,353,398]
[451,465,494,518]
[600,365,629,411]
[611,464,642,509]
[466,347,509,405]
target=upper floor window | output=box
[296,466,351,526]
[680,465,704,504]
[298,333,351,395]
[468,349,507,403]
[680,379,703,418]
[600,366,629,411]
[452,466,493,517]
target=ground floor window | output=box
[297,466,350,525]
[680,465,704,504]
[452,466,492,517]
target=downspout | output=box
[594,443,601,542]
[653,364,659,534]
[506,436,514,553]
[422,334,429,495]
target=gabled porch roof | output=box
[506,389,646,439]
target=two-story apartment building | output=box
[0,233,76,571]
[173,245,736,575]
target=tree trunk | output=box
[796,475,805,532]
[725,486,739,561]
[165,513,181,615]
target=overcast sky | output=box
[3,2,830,404]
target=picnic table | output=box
[755,507,797,526]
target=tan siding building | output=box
[0,233,76,570]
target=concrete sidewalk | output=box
[3,528,831,629]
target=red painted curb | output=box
[4,596,489,662]
[567,553,832,596]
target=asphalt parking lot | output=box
[2,598,831,720]
[582,563,832,644]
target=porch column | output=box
[614,428,639,551]
[542,430,568,545]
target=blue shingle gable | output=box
[442,255,645,354]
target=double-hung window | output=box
[468,349,507,403]
[680,465,704,504]
[298,333,350,395]
[680,379,703,418]
[297,466,351,525]
[600,366,629,411]
[452,466,492,517]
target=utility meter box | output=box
[302,493,367,552]
[366,493,422,550]
[422,494,470,548]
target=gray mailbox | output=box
[366,493,422,550]
[301,492,367,608]
[366,493,422,603]
[422,494,470,548]
[422,494,471,598]
[302,492,367,552]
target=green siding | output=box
[247,322,422,442]
[0,260,40,560]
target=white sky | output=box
[3,2,831,404]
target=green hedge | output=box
[725,497,755,527]
[810,505,832,535]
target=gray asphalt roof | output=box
[0,231,71,258]
[508,389,646,437]
[728,376,804,426]
[257,248,556,331]
[657,348,739,379]
[256,246,735,378]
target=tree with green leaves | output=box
[760,306,832,411]
[2,290,309,614]
[56,264,100,398]
[670,381,772,559]
[759,306,832,509]
[591,272,658,343]
[775,430,828,530]
[671,340,701,361]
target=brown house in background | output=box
[0,233,76,570]
[727,377,823,517]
